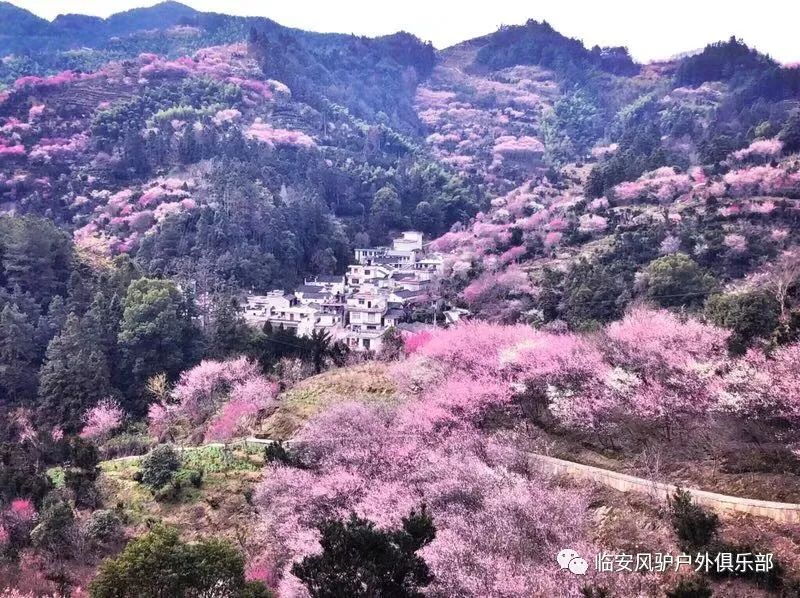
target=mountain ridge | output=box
[0,0,757,63]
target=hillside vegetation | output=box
[1,3,800,597]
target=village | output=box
[241,231,465,351]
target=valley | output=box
[1,3,800,596]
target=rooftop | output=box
[296,285,332,295]
[309,275,344,283]
[394,289,425,299]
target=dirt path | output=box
[108,439,800,523]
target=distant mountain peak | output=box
[122,0,199,15]
[0,1,50,35]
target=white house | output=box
[243,231,446,352]
[392,231,423,252]
[243,290,295,325]
[304,275,346,295]
[345,290,389,351]
[346,264,392,290]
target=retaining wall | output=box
[529,453,800,524]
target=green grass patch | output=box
[180,444,261,473]
[258,362,398,439]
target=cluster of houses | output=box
[242,232,452,352]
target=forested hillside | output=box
[2,4,800,597]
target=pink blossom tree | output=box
[204,377,279,442]
[149,357,277,443]
[731,138,783,162]
[602,308,729,438]
[252,397,658,596]
[79,398,124,443]
[245,121,316,149]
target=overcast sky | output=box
[10,0,800,64]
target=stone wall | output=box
[529,453,800,524]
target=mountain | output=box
[3,4,800,597]
[474,19,639,77]
[0,1,203,52]
[0,2,464,295]
[98,1,200,33]
[2,3,799,312]
[0,1,49,36]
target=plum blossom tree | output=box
[402,331,433,355]
[660,235,681,255]
[8,499,36,524]
[578,214,608,234]
[602,308,728,437]
[720,343,800,420]
[79,399,124,443]
[203,377,279,442]
[723,233,747,253]
[245,120,316,149]
[251,307,790,594]
[257,405,552,593]
[149,357,277,443]
[252,395,661,596]
[461,266,536,320]
[543,231,562,247]
[492,135,545,158]
[731,138,783,162]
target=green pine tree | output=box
[0,302,38,403]
[38,313,113,431]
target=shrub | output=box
[264,441,300,467]
[705,290,780,353]
[778,108,800,154]
[139,444,181,490]
[668,488,719,551]
[242,582,274,597]
[85,509,123,545]
[153,479,183,503]
[188,469,203,488]
[64,437,100,508]
[291,506,436,598]
[102,432,154,459]
[89,525,268,598]
[30,496,75,555]
[177,468,204,488]
[379,327,404,361]
[645,254,716,309]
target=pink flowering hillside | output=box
[249,309,800,595]
[431,155,800,326]
[3,4,800,597]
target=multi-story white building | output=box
[344,290,384,351]
[303,275,346,295]
[243,231,446,352]
[414,254,444,274]
[392,231,424,253]
[346,264,392,290]
[242,290,295,325]
[354,231,424,266]
[267,304,320,337]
